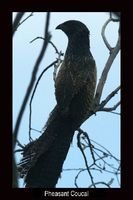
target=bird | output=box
[17,20,97,188]
[55,20,97,129]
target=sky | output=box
[13,12,120,188]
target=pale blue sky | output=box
[13,12,120,188]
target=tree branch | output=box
[101,14,120,52]
[100,86,120,107]
[89,181,111,188]
[13,12,25,36]
[78,128,96,163]
[30,37,63,55]
[29,37,64,83]
[94,36,120,107]
[101,18,113,51]
[75,128,120,187]
[77,130,96,188]
[95,86,121,113]
[18,12,33,28]
[13,12,51,149]
[100,101,120,112]
[29,60,58,140]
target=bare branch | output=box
[14,149,24,153]
[13,12,51,148]
[18,12,33,28]
[74,128,120,187]
[30,128,42,133]
[63,168,85,171]
[89,181,111,188]
[99,86,120,108]
[100,101,120,112]
[30,36,64,56]
[109,111,120,115]
[13,12,25,36]
[94,36,120,107]
[74,169,86,188]
[110,12,120,22]
[78,128,96,163]
[16,139,25,149]
[77,130,96,188]
[101,18,113,51]
[30,37,64,83]
[101,14,120,51]
[94,86,121,114]
[29,60,58,140]
[90,138,120,162]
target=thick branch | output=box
[13,12,25,36]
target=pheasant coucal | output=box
[17,20,97,188]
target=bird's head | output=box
[56,20,89,38]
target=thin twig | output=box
[99,86,120,108]
[74,169,85,188]
[78,129,96,163]
[110,111,120,115]
[16,139,25,149]
[89,181,111,188]
[29,60,58,139]
[100,101,120,112]
[18,12,33,28]
[93,149,119,171]
[14,149,24,153]
[77,132,96,188]
[30,37,63,82]
[90,139,120,162]
[101,18,113,51]
[30,128,42,133]
[63,168,85,171]
[30,37,64,56]
[75,128,120,186]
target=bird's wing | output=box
[55,57,96,112]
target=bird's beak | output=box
[56,24,63,30]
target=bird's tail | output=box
[17,105,75,188]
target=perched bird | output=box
[55,20,96,129]
[17,20,97,188]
